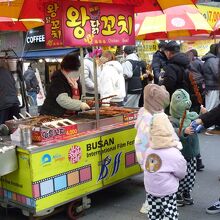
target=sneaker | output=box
[206,200,220,214]
[176,194,185,207]
[183,191,194,205]
[196,158,205,171]
[139,201,150,214]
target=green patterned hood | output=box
[170,89,192,119]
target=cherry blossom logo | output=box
[171,17,186,28]
[68,145,82,164]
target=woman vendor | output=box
[40,53,90,117]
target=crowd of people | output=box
[0,41,220,219]
[134,41,220,219]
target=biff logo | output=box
[41,154,52,165]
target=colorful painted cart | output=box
[0,115,141,219]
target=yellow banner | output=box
[197,5,220,28]
[182,39,215,57]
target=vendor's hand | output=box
[80,102,90,111]
[184,126,194,135]
[86,100,95,108]
[200,105,208,114]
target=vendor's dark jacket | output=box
[202,53,220,90]
[40,70,73,117]
[151,50,167,84]
[200,104,220,128]
[0,67,19,111]
[160,53,190,97]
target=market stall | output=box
[0,0,142,219]
[0,108,140,218]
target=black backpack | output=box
[175,64,205,107]
[126,59,147,94]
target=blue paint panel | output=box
[7,191,12,199]
[30,199,36,207]
[26,198,31,206]
[40,180,54,196]
[54,175,67,191]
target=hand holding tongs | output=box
[86,95,117,108]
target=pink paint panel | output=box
[21,196,26,204]
[16,194,22,203]
[32,184,40,198]
[126,152,135,166]
[0,188,3,197]
[80,167,91,182]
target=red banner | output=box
[45,1,135,47]
[45,1,63,47]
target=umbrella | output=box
[210,19,220,39]
[0,17,44,31]
[135,5,213,40]
[0,0,199,19]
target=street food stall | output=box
[0,1,142,219]
[0,107,140,218]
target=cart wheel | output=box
[67,199,84,220]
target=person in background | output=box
[23,62,39,106]
[84,47,102,97]
[144,112,186,220]
[192,104,220,131]
[160,41,190,98]
[202,43,220,113]
[0,59,20,124]
[40,53,90,117]
[99,50,125,106]
[151,41,168,84]
[191,104,220,214]
[186,49,204,75]
[122,45,142,108]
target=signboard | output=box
[197,5,220,28]
[45,1,135,47]
[24,27,45,51]
[45,2,63,47]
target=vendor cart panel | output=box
[0,126,141,214]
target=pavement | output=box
[0,133,220,220]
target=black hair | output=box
[164,41,180,53]
[189,49,198,57]
[158,41,167,49]
[60,53,81,71]
[210,44,217,55]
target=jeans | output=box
[27,91,37,106]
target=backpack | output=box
[177,65,205,105]
[126,59,147,94]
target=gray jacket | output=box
[0,67,19,110]
[202,53,220,90]
[24,67,39,92]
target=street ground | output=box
[0,133,220,220]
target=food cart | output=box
[0,109,141,219]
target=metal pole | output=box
[93,56,100,129]
[80,47,86,97]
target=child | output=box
[169,89,200,207]
[135,84,170,213]
[144,112,187,220]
